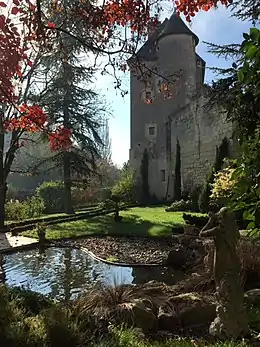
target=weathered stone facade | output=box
[128,13,234,201]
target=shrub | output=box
[5,196,45,221]
[165,199,192,212]
[0,285,108,347]
[71,186,100,207]
[36,181,64,213]
[5,200,27,221]
[24,196,45,218]
[5,286,54,314]
[112,170,138,204]
[210,166,236,207]
[199,138,229,213]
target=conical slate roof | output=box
[131,13,199,62]
[158,13,199,46]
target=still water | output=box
[3,247,184,301]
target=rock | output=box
[171,226,184,234]
[118,299,158,332]
[244,289,260,305]
[166,248,187,268]
[158,304,179,332]
[184,226,200,236]
[168,293,216,327]
[177,235,197,247]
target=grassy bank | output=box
[22,207,204,240]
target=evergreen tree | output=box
[173,140,181,201]
[140,148,150,204]
[33,1,109,214]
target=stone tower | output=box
[128,13,233,202]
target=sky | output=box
[93,5,252,167]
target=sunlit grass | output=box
[22,206,204,240]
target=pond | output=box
[3,247,184,301]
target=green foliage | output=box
[165,199,192,212]
[247,305,260,331]
[140,148,150,204]
[99,198,126,211]
[4,286,54,315]
[208,28,260,137]
[211,28,260,234]
[228,136,260,235]
[210,164,236,207]
[112,166,138,204]
[94,326,253,347]
[174,140,181,201]
[5,196,45,221]
[199,138,229,213]
[36,181,65,213]
[0,285,104,347]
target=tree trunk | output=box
[63,151,74,214]
[0,115,6,231]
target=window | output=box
[160,169,166,182]
[141,88,154,104]
[155,77,164,93]
[148,126,155,136]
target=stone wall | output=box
[170,95,234,191]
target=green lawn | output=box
[22,206,204,240]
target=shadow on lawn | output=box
[48,214,179,239]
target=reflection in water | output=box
[3,247,184,301]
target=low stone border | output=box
[0,240,164,267]
[80,247,163,267]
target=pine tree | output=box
[140,148,150,204]
[33,1,109,214]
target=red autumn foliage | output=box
[4,104,47,132]
[48,127,73,151]
[174,0,232,21]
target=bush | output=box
[5,196,45,221]
[112,170,138,204]
[165,199,192,212]
[0,285,108,347]
[199,138,229,213]
[210,166,236,207]
[36,181,64,213]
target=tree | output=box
[173,140,181,201]
[35,25,109,213]
[140,148,150,204]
